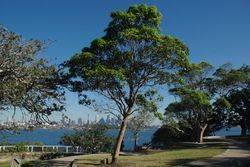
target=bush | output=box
[151,124,195,148]
[0,142,45,153]
[60,124,114,153]
[14,143,27,152]
[39,152,75,160]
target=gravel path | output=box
[45,155,82,167]
[44,153,110,167]
[180,141,250,167]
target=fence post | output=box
[66,146,69,153]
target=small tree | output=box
[65,4,189,163]
[128,110,153,151]
[60,124,113,153]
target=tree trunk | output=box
[241,127,247,136]
[199,124,208,143]
[134,137,137,151]
[240,119,247,136]
[111,116,129,164]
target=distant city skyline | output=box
[1,0,250,122]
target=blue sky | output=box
[1,0,250,122]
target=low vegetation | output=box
[60,124,113,153]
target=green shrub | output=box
[60,124,114,153]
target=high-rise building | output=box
[99,117,106,125]
[95,114,100,123]
[87,114,90,125]
[78,118,83,126]
[106,115,111,124]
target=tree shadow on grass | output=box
[169,157,250,167]
[164,157,210,167]
[22,160,71,167]
[75,161,100,166]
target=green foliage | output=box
[0,25,65,125]
[165,62,217,142]
[0,142,45,153]
[14,143,27,152]
[60,124,114,153]
[1,143,28,153]
[164,63,250,142]
[151,123,196,147]
[65,4,189,111]
[135,89,163,120]
[213,64,249,95]
[212,64,249,135]
[226,88,250,135]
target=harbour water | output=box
[0,128,157,150]
[0,127,241,150]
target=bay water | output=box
[0,127,241,150]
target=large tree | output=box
[65,4,189,163]
[165,63,249,143]
[226,88,250,136]
[166,89,213,143]
[165,62,230,143]
[0,26,65,126]
[213,64,250,135]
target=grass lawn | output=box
[0,153,11,167]
[0,161,10,167]
[74,145,226,167]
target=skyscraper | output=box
[78,118,83,126]
[95,114,100,123]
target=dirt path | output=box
[181,141,250,167]
[0,155,11,163]
[41,153,109,167]
[45,155,81,167]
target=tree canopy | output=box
[0,26,65,125]
[165,62,232,143]
[222,88,250,136]
[213,64,250,135]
